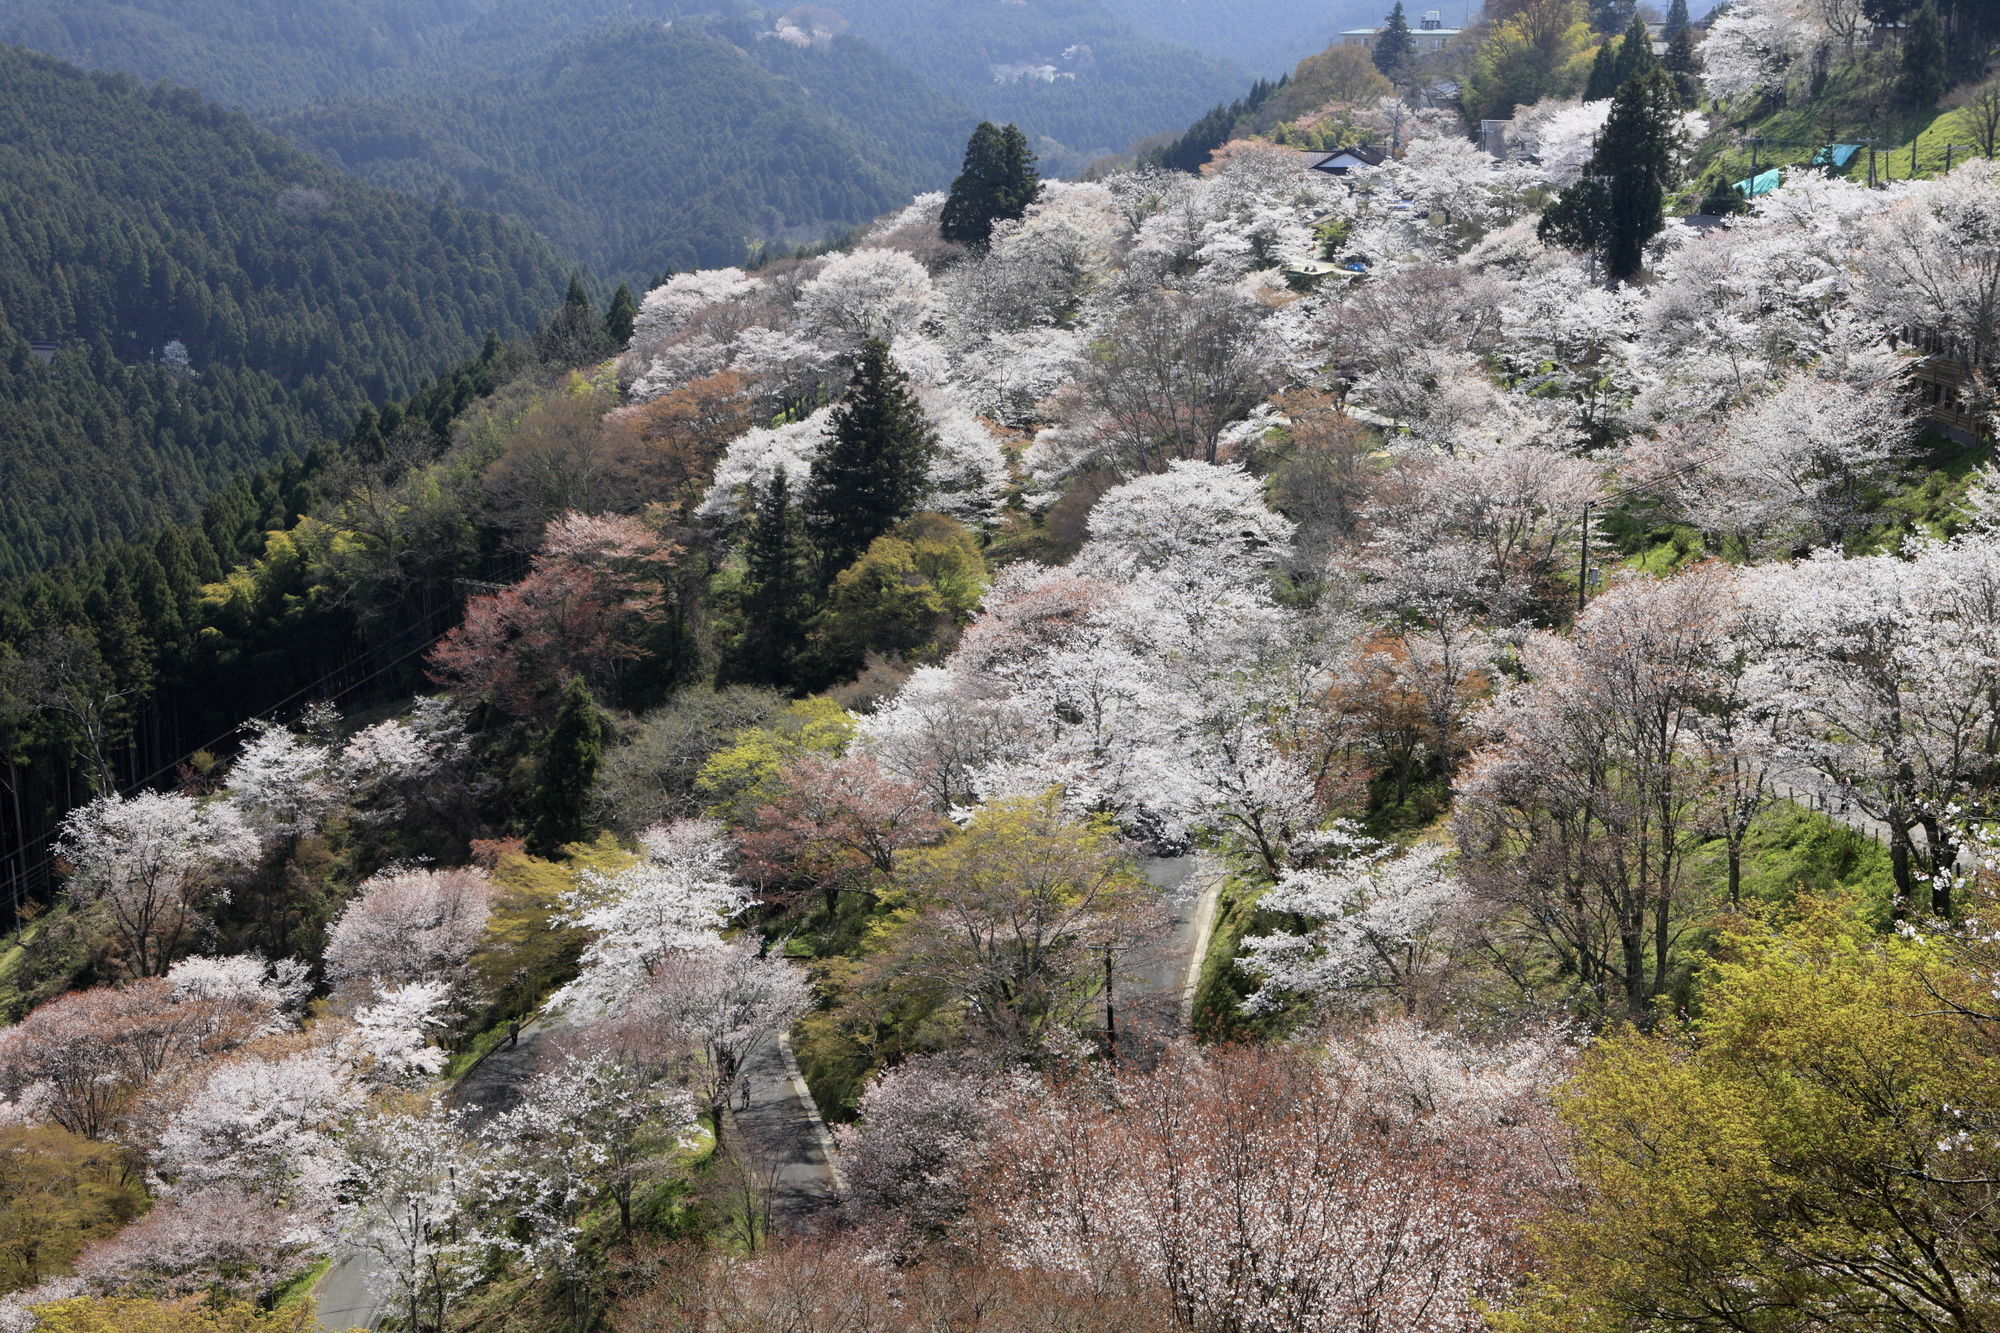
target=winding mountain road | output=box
[313,854,1228,1324]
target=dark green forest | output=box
[0,0,1252,175]
[0,0,695,111]
[0,44,569,578]
[277,21,974,279]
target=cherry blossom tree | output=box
[599,938,812,1123]
[480,1052,698,1267]
[1456,565,1741,1018]
[335,1102,486,1333]
[795,248,933,350]
[735,752,946,913]
[1241,830,1476,1018]
[222,713,347,842]
[0,973,287,1140]
[1737,534,2000,915]
[981,1043,1552,1333]
[323,867,494,1009]
[338,981,452,1085]
[56,791,259,977]
[551,820,748,1017]
[74,1187,314,1302]
[837,1053,1033,1240]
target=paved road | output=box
[1116,854,1226,1065]
[725,1032,843,1235]
[314,1019,556,1331]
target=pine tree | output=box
[1614,12,1657,87]
[804,340,937,587]
[526,675,607,858]
[1662,0,1691,41]
[604,283,638,349]
[1538,67,1684,282]
[1899,1,1947,107]
[1585,42,1620,100]
[1373,3,1415,77]
[737,466,807,687]
[940,123,1041,248]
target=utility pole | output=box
[1102,942,1118,1067]
[1578,500,1592,614]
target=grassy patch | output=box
[1190,869,1313,1044]
[1697,800,1897,929]
[444,1019,518,1082]
[271,1255,332,1309]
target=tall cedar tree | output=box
[738,466,809,688]
[940,123,1041,248]
[1585,42,1620,100]
[527,675,608,857]
[1613,12,1656,85]
[1900,1,1948,107]
[537,274,606,366]
[1373,3,1415,76]
[1539,67,1683,282]
[604,284,638,349]
[805,340,938,587]
[1663,2,1700,103]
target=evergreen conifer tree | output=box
[536,273,607,366]
[604,283,638,349]
[940,123,1041,248]
[526,675,606,857]
[1585,42,1620,100]
[1662,0,1691,41]
[804,340,937,587]
[1899,1,1947,107]
[1373,3,1415,76]
[1538,67,1683,282]
[738,466,808,687]
[1663,23,1700,102]
[1614,13,1657,86]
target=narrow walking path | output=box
[1128,853,1227,1045]
[725,1032,842,1233]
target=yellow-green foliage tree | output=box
[1462,0,1595,123]
[1258,45,1393,131]
[1499,899,2000,1333]
[0,1126,144,1292]
[465,834,635,1032]
[695,697,856,821]
[860,792,1155,1060]
[809,513,987,678]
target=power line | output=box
[2,608,459,931]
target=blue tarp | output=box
[1732,168,1783,198]
[1812,143,1861,168]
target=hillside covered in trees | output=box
[0,44,569,577]
[3,4,2000,1333]
[277,20,974,279]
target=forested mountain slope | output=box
[0,0,692,112]
[1095,0,1387,78]
[801,0,1247,164]
[277,21,975,278]
[0,44,566,577]
[0,0,1249,177]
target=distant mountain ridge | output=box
[276,19,977,278]
[0,44,567,577]
[0,0,1255,174]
